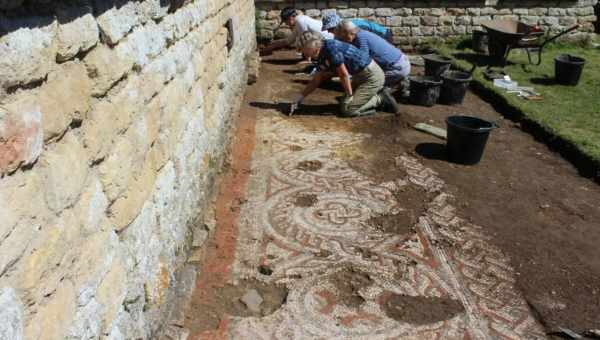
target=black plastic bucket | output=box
[410,76,442,107]
[555,54,585,86]
[440,71,472,105]
[472,30,488,53]
[423,54,452,79]
[446,116,496,165]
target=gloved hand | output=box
[342,94,353,106]
[289,94,304,116]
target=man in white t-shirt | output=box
[261,7,333,55]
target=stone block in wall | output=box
[96,256,128,333]
[35,61,93,142]
[549,8,567,16]
[560,16,578,26]
[24,279,77,340]
[0,288,23,340]
[56,5,99,62]
[41,133,89,213]
[137,0,171,22]
[456,16,471,25]
[513,8,528,16]
[375,8,393,16]
[306,9,321,17]
[447,8,466,16]
[94,0,140,45]
[520,16,540,26]
[421,16,438,26]
[358,7,374,17]
[116,21,167,69]
[84,44,134,97]
[386,16,402,27]
[439,16,454,26]
[0,102,43,175]
[0,15,57,93]
[529,7,548,16]
[541,16,560,26]
[338,8,357,17]
[403,16,420,27]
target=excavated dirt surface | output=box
[184,50,600,338]
[367,184,431,234]
[329,266,374,308]
[382,293,465,325]
[186,279,288,333]
[257,52,600,333]
[294,193,319,207]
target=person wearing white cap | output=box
[261,7,333,55]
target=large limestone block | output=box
[94,0,140,45]
[24,279,77,340]
[0,102,43,175]
[73,176,110,235]
[81,98,133,161]
[0,15,57,92]
[70,231,119,297]
[84,44,134,96]
[0,287,23,340]
[107,155,157,231]
[116,20,167,69]
[36,61,93,141]
[40,132,89,213]
[98,137,136,202]
[56,5,99,61]
[0,170,49,279]
[137,0,170,22]
[97,257,128,332]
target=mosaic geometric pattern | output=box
[230,115,546,340]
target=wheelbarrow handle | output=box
[542,24,580,46]
[531,24,580,65]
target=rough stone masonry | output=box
[256,0,598,48]
[0,0,257,338]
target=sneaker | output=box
[379,88,401,114]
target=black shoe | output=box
[379,88,401,114]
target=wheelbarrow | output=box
[482,20,580,66]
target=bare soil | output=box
[296,160,323,171]
[186,279,288,333]
[294,193,318,207]
[367,184,431,234]
[381,293,464,325]
[329,266,373,308]
[258,51,600,333]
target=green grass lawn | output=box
[436,40,600,163]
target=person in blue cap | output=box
[322,13,393,42]
[290,31,400,117]
[337,20,411,96]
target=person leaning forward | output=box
[338,20,411,93]
[292,32,400,117]
[261,7,333,55]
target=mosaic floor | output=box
[222,115,546,339]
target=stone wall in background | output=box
[0,0,257,338]
[256,0,598,49]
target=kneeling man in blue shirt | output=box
[292,32,400,117]
[338,20,411,93]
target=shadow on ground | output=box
[250,101,338,116]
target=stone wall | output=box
[256,0,598,48]
[0,0,257,339]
